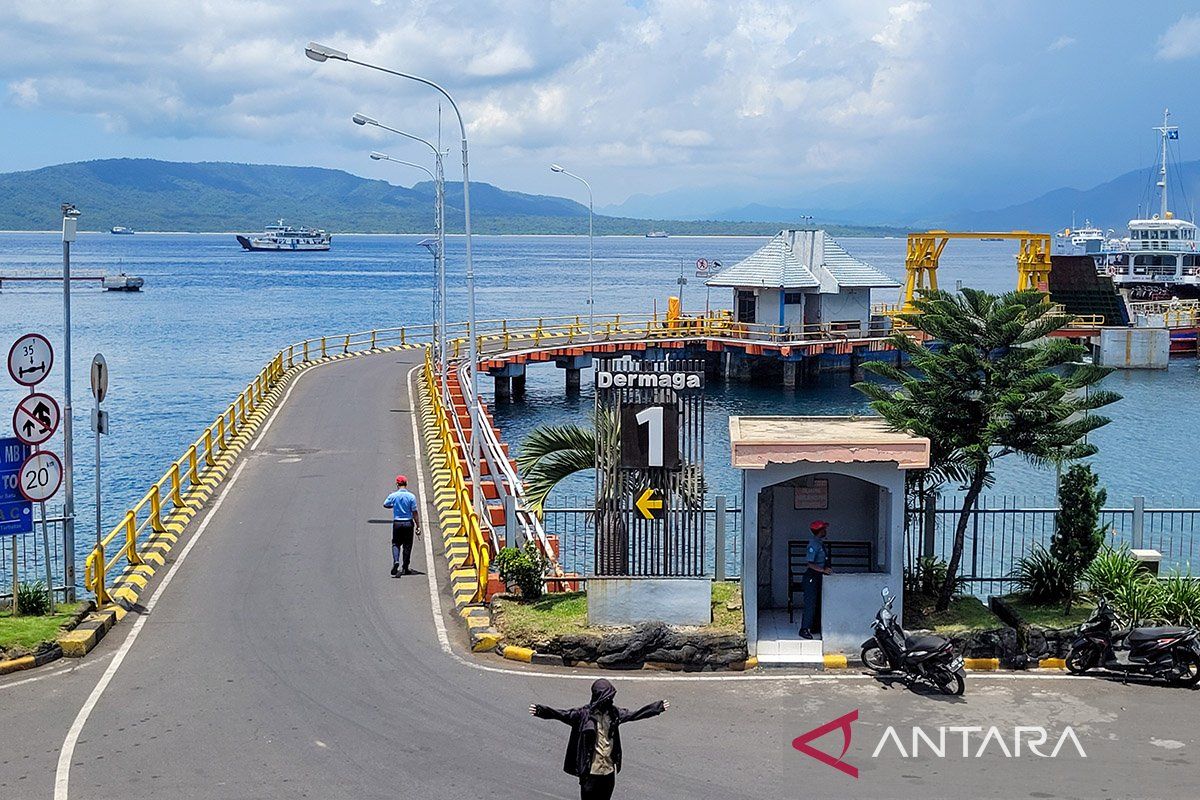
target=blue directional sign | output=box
[0,437,33,536]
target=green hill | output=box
[0,159,904,236]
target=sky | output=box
[4,1,1200,221]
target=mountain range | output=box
[0,159,899,236]
[1,157,1193,236]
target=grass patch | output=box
[904,594,1000,633]
[0,603,84,655]
[493,582,744,648]
[1001,594,1095,629]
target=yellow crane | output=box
[901,231,1052,313]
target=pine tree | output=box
[856,288,1121,611]
[1052,463,1108,612]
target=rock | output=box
[547,621,747,670]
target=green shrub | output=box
[495,541,549,600]
[1157,571,1200,627]
[15,580,51,616]
[1013,546,1074,604]
[1082,546,1141,596]
[905,556,967,598]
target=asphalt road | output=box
[2,349,1197,800]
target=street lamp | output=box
[550,164,594,339]
[369,150,443,371]
[359,114,449,379]
[60,203,79,601]
[308,41,482,518]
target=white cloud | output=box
[0,0,1027,206]
[1047,35,1076,52]
[1158,13,1200,60]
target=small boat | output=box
[102,273,144,291]
[110,226,135,235]
[237,220,331,251]
[645,230,669,238]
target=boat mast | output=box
[1154,107,1177,218]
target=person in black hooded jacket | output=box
[530,678,669,800]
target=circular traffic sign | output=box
[18,451,63,502]
[90,353,108,403]
[8,333,54,387]
[12,392,61,446]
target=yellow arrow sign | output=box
[635,487,664,520]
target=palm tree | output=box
[517,422,600,514]
[856,288,1120,611]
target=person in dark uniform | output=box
[799,519,832,639]
[530,679,669,800]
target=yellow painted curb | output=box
[743,656,758,670]
[0,655,36,675]
[823,654,848,669]
[59,628,99,658]
[1038,657,1066,670]
[502,645,534,662]
[472,631,503,652]
[964,657,1000,671]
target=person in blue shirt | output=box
[799,520,832,639]
[383,475,421,576]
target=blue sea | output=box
[2,231,1199,584]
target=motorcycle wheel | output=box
[860,645,891,673]
[1172,651,1200,688]
[1065,646,1098,675]
[937,669,965,696]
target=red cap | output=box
[395,475,407,485]
[810,520,828,532]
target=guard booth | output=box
[728,416,930,663]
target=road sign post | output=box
[91,354,109,561]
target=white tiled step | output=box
[755,637,824,663]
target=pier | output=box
[0,273,143,291]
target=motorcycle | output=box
[861,588,966,696]
[1065,600,1200,687]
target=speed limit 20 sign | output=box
[18,451,63,503]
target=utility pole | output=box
[61,204,79,601]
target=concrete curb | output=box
[51,343,428,665]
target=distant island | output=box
[0,158,907,237]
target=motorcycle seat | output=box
[905,635,948,652]
[1127,626,1190,644]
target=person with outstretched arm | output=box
[382,475,420,576]
[530,679,669,800]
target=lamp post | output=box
[60,203,79,602]
[368,150,442,369]
[550,164,594,339]
[308,42,481,517]
[358,114,448,376]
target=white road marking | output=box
[250,366,313,451]
[53,459,250,800]
[0,656,107,691]
[406,365,453,656]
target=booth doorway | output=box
[754,472,889,663]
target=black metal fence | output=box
[542,494,742,578]
[908,495,1200,595]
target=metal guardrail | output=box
[83,352,286,604]
[422,349,490,602]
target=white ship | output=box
[1070,110,1199,298]
[237,220,331,251]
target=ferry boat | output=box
[645,230,669,238]
[236,220,331,251]
[1053,219,1109,255]
[110,226,135,235]
[1070,111,1200,298]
